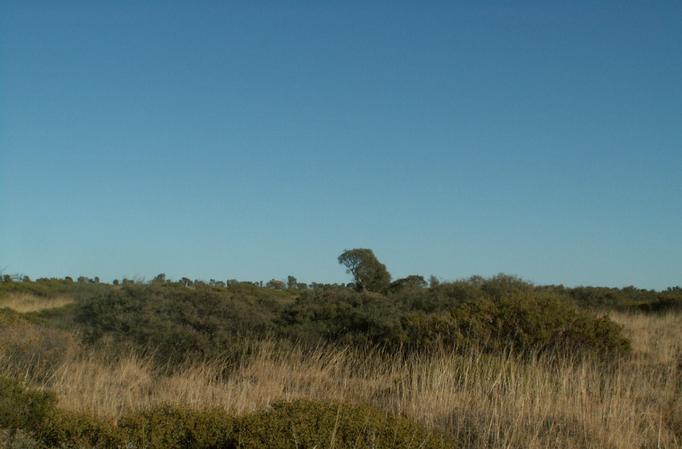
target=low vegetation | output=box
[1,379,453,449]
[1,250,680,448]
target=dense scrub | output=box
[66,275,631,362]
[74,284,282,363]
[0,377,453,449]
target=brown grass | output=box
[2,311,681,449]
[0,293,73,314]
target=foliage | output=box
[282,279,630,357]
[118,406,235,449]
[36,409,122,449]
[69,275,632,361]
[0,378,452,449]
[74,283,282,363]
[338,248,391,293]
[0,377,55,434]
[402,293,630,356]
[234,399,454,449]
[540,284,682,311]
[389,275,427,293]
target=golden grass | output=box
[2,311,680,449]
[0,293,73,313]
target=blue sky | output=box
[1,2,681,289]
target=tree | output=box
[287,275,298,290]
[337,248,391,293]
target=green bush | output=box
[74,284,281,363]
[118,405,235,449]
[36,409,122,449]
[1,380,451,449]
[283,283,630,357]
[0,377,55,434]
[407,293,630,356]
[279,289,408,347]
[234,400,454,449]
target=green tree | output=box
[338,248,391,293]
[287,275,298,290]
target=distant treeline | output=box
[2,259,680,314]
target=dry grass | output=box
[0,293,73,314]
[2,311,681,449]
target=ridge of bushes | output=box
[68,275,631,363]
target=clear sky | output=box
[1,2,680,289]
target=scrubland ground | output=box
[1,302,680,449]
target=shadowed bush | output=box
[74,284,280,363]
[0,377,55,434]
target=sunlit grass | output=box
[1,311,679,448]
[0,293,73,314]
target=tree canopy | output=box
[337,248,391,293]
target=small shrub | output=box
[118,405,235,449]
[235,399,455,449]
[3,394,454,449]
[36,409,122,449]
[0,377,55,432]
